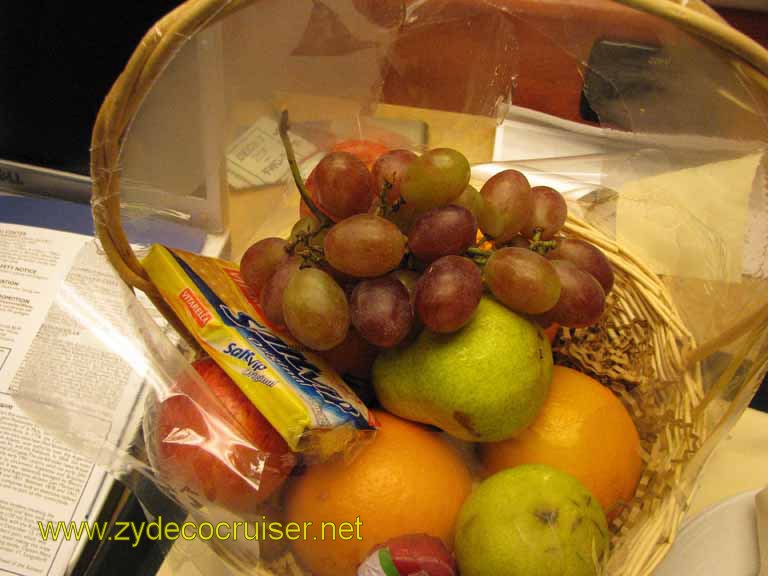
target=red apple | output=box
[151,357,295,515]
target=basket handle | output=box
[616,0,768,78]
[91,0,768,294]
[90,0,768,357]
[90,0,249,295]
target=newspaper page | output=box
[0,223,146,576]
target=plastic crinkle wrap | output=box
[11,0,768,575]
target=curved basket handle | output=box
[91,0,768,296]
[616,0,768,78]
[90,0,248,295]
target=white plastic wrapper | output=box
[10,1,768,575]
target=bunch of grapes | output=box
[240,112,614,356]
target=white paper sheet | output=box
[0,225,147,576]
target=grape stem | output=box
[286,229,323,255]
[377,180,395,218]
[467,247,492,257]
[278,110,332,227]
[528,230,557,254]
[466,247,491,267]
[295,245,325,268]
[377,179,406,219]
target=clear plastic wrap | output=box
[11,0,768,575]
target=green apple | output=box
[455,464,609,576]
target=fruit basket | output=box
[22,0,768,575]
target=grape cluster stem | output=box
[466,247,492,266]
[376,179,406,218]
[279,110,332,228]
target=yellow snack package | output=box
[142,245,376,458]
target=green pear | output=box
[455,464,609,576]
[372,297,552,442]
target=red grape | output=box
[371,149,418,205]
[319,327,379,380]
[401,148,471,211]
[324,214,407,278]
[478,170,533,242]
[391,269,423,337]
[415,255,482,333]
[299,168,321,219]
[484,247,561,314]
[543,260,606,328]
[350,276,413,348]
[259,256,301,328]
[546,238,614,294]
[282,267,350,351]
[313,151,375,220]
[505,235,531,249]
[240,237,289,293]
[522,186,568,240]
[385,200,420,234]
[408,205,478,263]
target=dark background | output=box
[0,2,183,175]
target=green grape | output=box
[324,214,407,278]
[484,248,561,314]
[400,148,470,212]
[289,216,321,244]
[282,267,349,351]
[310,227,329,249]
[391,269,420,300]
[260,256,301,328]
[451,184,484,218]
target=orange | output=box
[481,365,642,519]
[284,410,473,576]
[331,139,390,169]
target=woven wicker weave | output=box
[90,1,768,575]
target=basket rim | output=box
[90,0,768,297]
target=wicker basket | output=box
[91,1,768,574]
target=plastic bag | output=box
[13,1,768,575]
